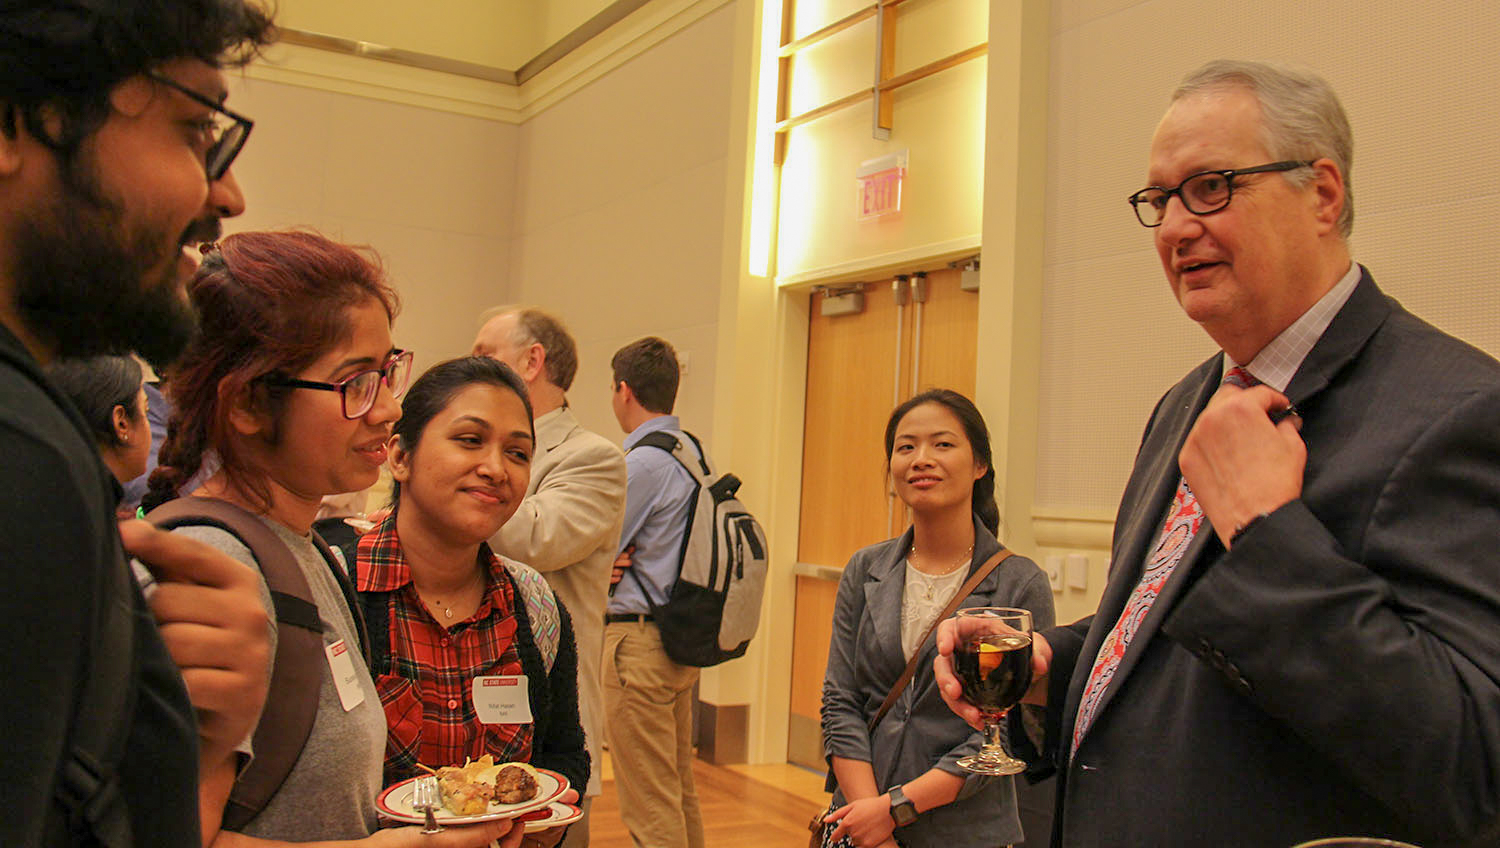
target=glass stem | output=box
[983,714,1007,755]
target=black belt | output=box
[605,613,653,624]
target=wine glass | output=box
[952,606,1033,775]
[1284,834,1422,840]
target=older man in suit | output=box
[474,307,627,847]
[937,60,1500,847]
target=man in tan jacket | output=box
[474,307,627,847]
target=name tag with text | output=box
[325,639,365,712]
[472,675,533,725]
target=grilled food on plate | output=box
[433,755,541,815]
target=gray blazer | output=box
[822,517,1054,847]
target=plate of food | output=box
[518,800,584,833]
[377,756,568,825]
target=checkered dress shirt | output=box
[356,517,533,777]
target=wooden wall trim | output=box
[1032,509,1115,550]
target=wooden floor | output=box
[590,756,827,848]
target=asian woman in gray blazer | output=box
[820,389,1055,848]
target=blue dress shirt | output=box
[607,415,699,615]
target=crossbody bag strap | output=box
[866,548,1015,735]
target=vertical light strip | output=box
[746,0,785,278]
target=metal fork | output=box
[412,775,444,834]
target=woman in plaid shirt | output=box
[354,357,588,838]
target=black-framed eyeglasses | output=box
[1128,160,1315,227]
[146,72,254,181]
[262,350,414,420]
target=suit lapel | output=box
[1063,357,1222,743]
[1149,275,1390,640]
[1283,269,1390,408]
[528,407,578,495]
[863,529,913,682]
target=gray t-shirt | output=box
[176,519,385,840]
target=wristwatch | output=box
[887,785,918,827]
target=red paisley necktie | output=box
[1070,366,1258,753]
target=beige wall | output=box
[222,73,521,374]
[507,3,738,442]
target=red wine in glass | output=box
[955,633,1033,716]
[953,607,1033,775]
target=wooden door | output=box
[787,267,978,769]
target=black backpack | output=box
[146,496,365,830]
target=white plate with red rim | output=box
[376,766,568,825]
[519,801,584,833]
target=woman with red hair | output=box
[145,230,516,847]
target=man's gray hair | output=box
[1174,59,1354,238]
[479,306,579,391]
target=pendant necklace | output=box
[425,572,485,621]
[908,542,974,601]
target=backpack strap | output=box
[633,430,712,479]
[500,559,560,674]
[57,530,138,847]
[5,339,138,845]
[314,532,369,662]
[145,496,324,831]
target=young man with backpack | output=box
[603,337,708,848]
[0,2,274,843]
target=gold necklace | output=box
[907,542,974,602]
[422,572,486,620]
[909,542,974,576]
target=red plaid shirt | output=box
[355,516,533,781]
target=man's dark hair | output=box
[611,336,679,414]
[0,0,275,162]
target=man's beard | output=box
[13,155,208,369]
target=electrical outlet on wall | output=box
[1066,553,1088,590]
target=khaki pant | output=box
[603,621,705,848]
[556,797,591,847]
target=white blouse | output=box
[900,560,968,660]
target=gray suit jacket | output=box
[823,518,1054,847]
[1033,270,1500,847]
[490,405,626,797]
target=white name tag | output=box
[325,639,365,712]
[472,675,533,725]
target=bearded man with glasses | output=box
[0,2,275,845]
[936,59,1500,847]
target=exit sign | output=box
[856,151,908,220]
